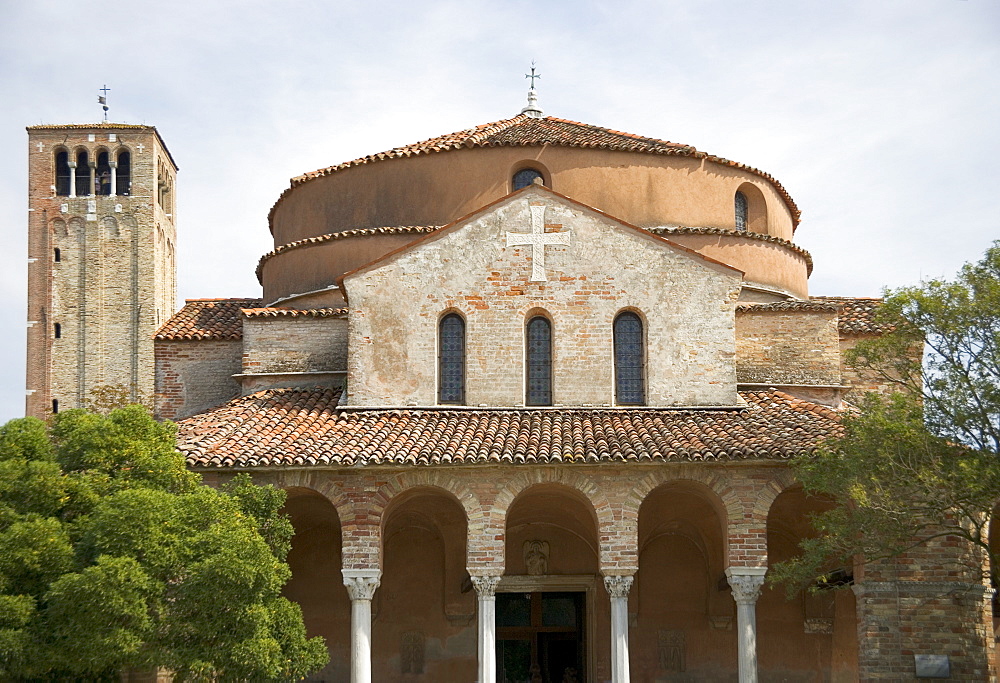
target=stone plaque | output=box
[914,654,950,679]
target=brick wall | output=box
[343,189,743,407]
[735,308,841,386]
[242,315,348,374]
[154,339,241,420]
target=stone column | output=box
[471,574,502,683]
[604,574,634,683]
[68,161,77,198]
[726,567,766,683]
[110,160,118,196]
[342,569,381,683]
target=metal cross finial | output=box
[98,85,110,122]
[525,62,541,89]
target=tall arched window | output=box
[513,168,544,191]
[614,312,645,405]
[734,191,748,232]
[438,313,465,404]
[75,150,90,197]
[117,150,131,196]
[95,151,112,195]
[55,150,71,196]
[526,316,553,406]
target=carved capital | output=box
[727,574,765,604]
[603,575,634,599]
[343,574,380,601]
[470,575,502,598]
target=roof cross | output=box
[98,84,110,121]
[525,63,541,89]
[505,203,570,282]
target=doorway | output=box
[497,591,585,683]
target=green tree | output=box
[771,242,1000,592]
[0,406,328,680]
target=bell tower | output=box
[25,122,178,418]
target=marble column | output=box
[604,574,634,683]
[110,160,118,196]
[471,574,502,683]
[342,569,381,683]
[726,567,766,683]
[68,161,77,198]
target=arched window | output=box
[95,151,112,195]
[513,168,545,191]
[53,248,60,262]
[614,312,645,405]
[75,150,90,197]
[53,323,61,339]
[438,313,465,404]
[526,316,552,406]
[734,191,748,232]
[55,150,71,196]
[52,399,58,414]
[117,150,131,196]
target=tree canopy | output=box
[771,242,1000,592]
[0,406,328,681]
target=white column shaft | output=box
[611,595,630,683]
[726,570,766,683]
[110,165,117,196]
[604,575,634,683]
[471,574,501,683]
[343,571,380,683]
[68,164,77,198]
[350,597,373,683]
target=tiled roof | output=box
[650,226,813,275]
[27,123,154,130]
[242,307,347,319]
[810,297,889,335]
[269,115,800,228]
[155,298,262,340]
[255,226,439,282]
[176,388,842,469]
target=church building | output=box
[26,87,996,681]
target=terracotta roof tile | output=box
[269,115,800,228]
[810,296,890,335]
[155,298,262,340]
[176,388,843,469]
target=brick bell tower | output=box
[25,122,178,418]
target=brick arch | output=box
[258,470,354,522]
[373,470,477,524]
[759,469,799,521]
[494,468,612,530]
[623,465,731,522]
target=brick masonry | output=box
[26,124,176,417]
[155,339,241,420]
[735,307,842,386]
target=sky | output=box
[0,0,997,424]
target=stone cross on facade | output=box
[136,143,145,152]
[36,142,44,152]
[505,204,570,282]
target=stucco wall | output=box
[343,188,742,408]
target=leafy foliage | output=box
[772,243,1000,592]
[0,406,328,680]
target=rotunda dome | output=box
[260,115,810,306]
